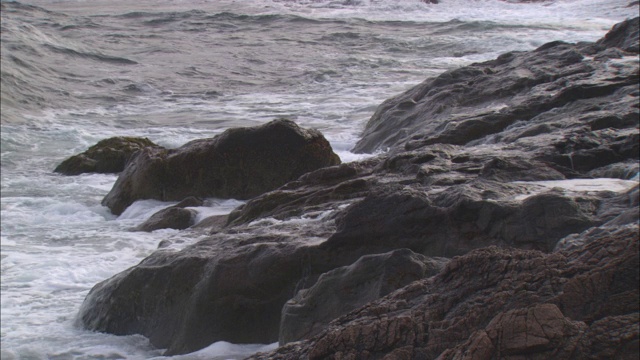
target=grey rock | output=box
[322,181,599,256]
[353,17,639,155]
[135,207,197,232]
[102,119,341,215]
[135,196,204,232]
[279,249,447,345]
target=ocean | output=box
[1,0,637,359]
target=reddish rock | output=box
[248,226,639,359]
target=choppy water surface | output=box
[1,0,637,358]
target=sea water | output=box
[1,0,637,358]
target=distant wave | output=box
[113,9,325,27]
[0,1,59,15]
[43,44,138,65]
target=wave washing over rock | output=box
[74,17,640,359]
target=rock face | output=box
[352,17,639,156]
[251,226,639,360]
[54,136,159,175]
[321,181,601,256]
[102,119,341,215]
[78,233,316,355]
[77,18,639,358]
[279,249,447,345]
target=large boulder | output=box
[78,234,298,354]
[54,136,160,175]
[353,17,639,154]
[102,119,341,215]
[77,230,344,355]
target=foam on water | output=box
[190,199,246,224]
[513,178,640,201]
[148,341,278,360]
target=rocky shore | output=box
[67,17,639,359]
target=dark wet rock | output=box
[135,207,196,232]
[102,119,341,215]
[588,112,639,131]
[173,196,205,208]
[134,197,204,232]
[226,161,375,227]
[575,312,640,360]
[597,184,639,225]
[279,249,447,345]
[442,309,639,360]
[249,226,639,360]
[588,160,639,180]
[78,229,348,355]
[79,235,300,354]
[322,181,600,256]
[54,136,160,175]
[540,128,639,173]
[478,156,565,182]
[439,304,589,360]
[353,17,639,155]
[78,19,640,357]
[596,15,640,52]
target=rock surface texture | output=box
[251,226,638,360]
[54,136,160,175]
[78,18,639,358]
[279,249,448,345]
[101,118,341,215]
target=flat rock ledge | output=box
[77,18,639,358]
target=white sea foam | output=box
[248,207,336,227]
[191,199,246,224]
[513,178,639,201]
[149,341,278,360]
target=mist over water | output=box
[1,0,637,358]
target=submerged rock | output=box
[102,119,341,215]
[134,197,204,232]
[54,136,160,175]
